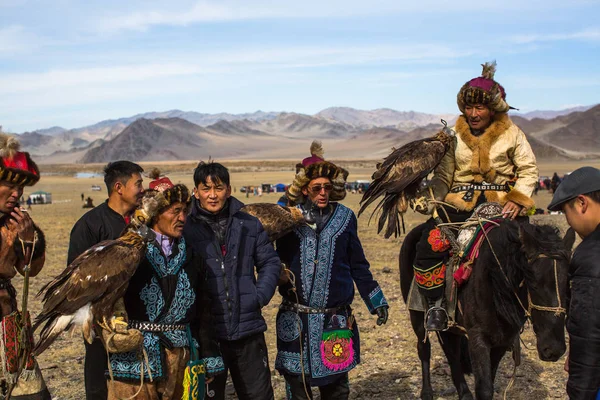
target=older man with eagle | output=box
[35,179,225,399]
[360,61,538,331]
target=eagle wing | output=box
[34,239,144,355]
[358,136,449,238]
[240,203,305,242]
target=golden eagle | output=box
[240,203,305,242]
[33,194,161,356]
[358,121,455,238]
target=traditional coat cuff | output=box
[202,356,225,376]
[505,188,535,211]
[365,286,388,314]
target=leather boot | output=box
[425,297,448,331]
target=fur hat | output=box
[457,61,512,114]
[139,176,191,224]
[287,141,349,204]
[0,133,39,186]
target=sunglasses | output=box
[308,184,333,194]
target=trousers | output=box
[284,373,350,400]
[85,339,108,400]
[205,333,274,400]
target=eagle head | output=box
[138,191,169,223]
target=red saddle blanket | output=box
[454,219,502,286]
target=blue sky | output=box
[1,0,599,132]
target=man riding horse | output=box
[413,62,539,331]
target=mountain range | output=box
[14,105,600,163]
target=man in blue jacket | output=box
[548,166,600,399]
[183,162,281,400]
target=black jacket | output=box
[567,224,600,399]
[183,197,281,341]
[68,201,127,264]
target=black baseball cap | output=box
[548,166,600,211]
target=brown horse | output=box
[400,220,575,399]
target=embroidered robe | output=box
[108,237,223,381]
[275,203,388,386]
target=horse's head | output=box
[520,224,575,361]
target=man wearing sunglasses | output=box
[275,141,389,400]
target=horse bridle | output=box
[525,254,566,317]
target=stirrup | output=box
[425,298,449,332]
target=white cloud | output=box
[0,25,40,52]
[0,43,471,96]
[511,28,600,44]
[96,0,589,33]
[0,63,208,95]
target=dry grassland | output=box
[15,159,600,399]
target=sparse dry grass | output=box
[16,160,598,399]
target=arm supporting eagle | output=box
[240,203,305,242]
[33,195,162,356]
[358,122,455,239]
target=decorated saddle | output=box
[408,202,504,319]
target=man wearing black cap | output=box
[548,166,600,399]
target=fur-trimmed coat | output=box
[432,113,538,212]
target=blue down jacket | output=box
[183,196,281,341]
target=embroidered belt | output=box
[280,300,348,315]
[128,320,187,332]
[450,182,511,193]
[451,182,513,202]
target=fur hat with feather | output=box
[457,61,513,114]
[287,141,348,204]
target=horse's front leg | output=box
[468,334,494,400]
[491,347,508,383]
[439,332,473,400]
[411,311,434,400]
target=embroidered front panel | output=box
[295,205,352,309]
[140,272,196,345]
[366,286,388,313]
[140,277,165,320]
[146,238,187,278]
[161,270,196,325]
[295,225,317,302]
[109,332,162,380]
[414,262,446,290]
[277,311,303,342]
[125,257,196,378]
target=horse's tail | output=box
[460,335,472,374]
[399,222,428,303]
